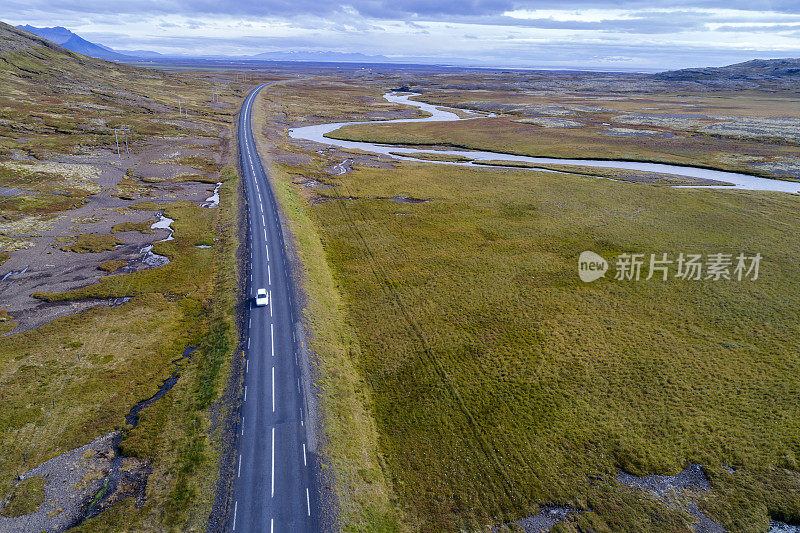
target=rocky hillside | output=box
[0,22,136,81]
[657,58,800,81]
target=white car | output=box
[255,288,269,307]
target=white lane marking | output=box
[238,454,242,477]
[270,293,273,317]
[265,244,269,261]
[261,214,265,225]
[306,488,311,516]
[249,317,251,329]
[268,265,271,285]
[264,228,267,241]
[302,443,307,466]
[241,416,244,435]
[271,427,275,497]
[247,337,250,349]
[272,366,275,412]
[271,324,274,357]
[233,501,237,530]
[244,385,247,402]
[246,359,249,373]
[270,518,273,533]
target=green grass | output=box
[111,220,155,234]
[0,476,45,517]
[98,260,127,272]
[177,155,218,174]
[0,253,8,265]
[61,234,124,253]
[389,152,472,163]
[473,160,725,185]
[301,160,800,530]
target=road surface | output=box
[230,83,322,532]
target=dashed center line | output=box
[271,427,275,497]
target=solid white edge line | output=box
[233,501,237,530]
[306,488,311,516]
[271,427,275,497]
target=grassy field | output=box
[309,162,800,531]
[256,77,800,531]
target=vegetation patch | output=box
[111,220,155,234]
[0,476,45,517]
[474,160,731,186]
[61,234,124,253]
[389,151,472,162]
[98,260,127,273]
[176,156,218,174]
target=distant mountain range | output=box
[17,25,162,60]
[13,24,800,77]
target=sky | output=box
[4,1,800,70]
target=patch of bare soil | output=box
[0,432,149,533]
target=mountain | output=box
[656,58,800,81]
[16,25,161,61]
[250,50,392,63]
[0,21,152,100]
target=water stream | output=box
[290,93,800,194]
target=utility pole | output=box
[112,128,130,158]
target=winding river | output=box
[289,93,800,194]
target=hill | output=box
[657,57,800,81]
[16,24,160,61]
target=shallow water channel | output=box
[289,93,800,194]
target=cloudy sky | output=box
[4,1,800,70]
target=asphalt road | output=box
[230,83,322,532]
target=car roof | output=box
[257,288,267,294]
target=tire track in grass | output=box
[327,175,524,518]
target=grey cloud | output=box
[4,0,800,22]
